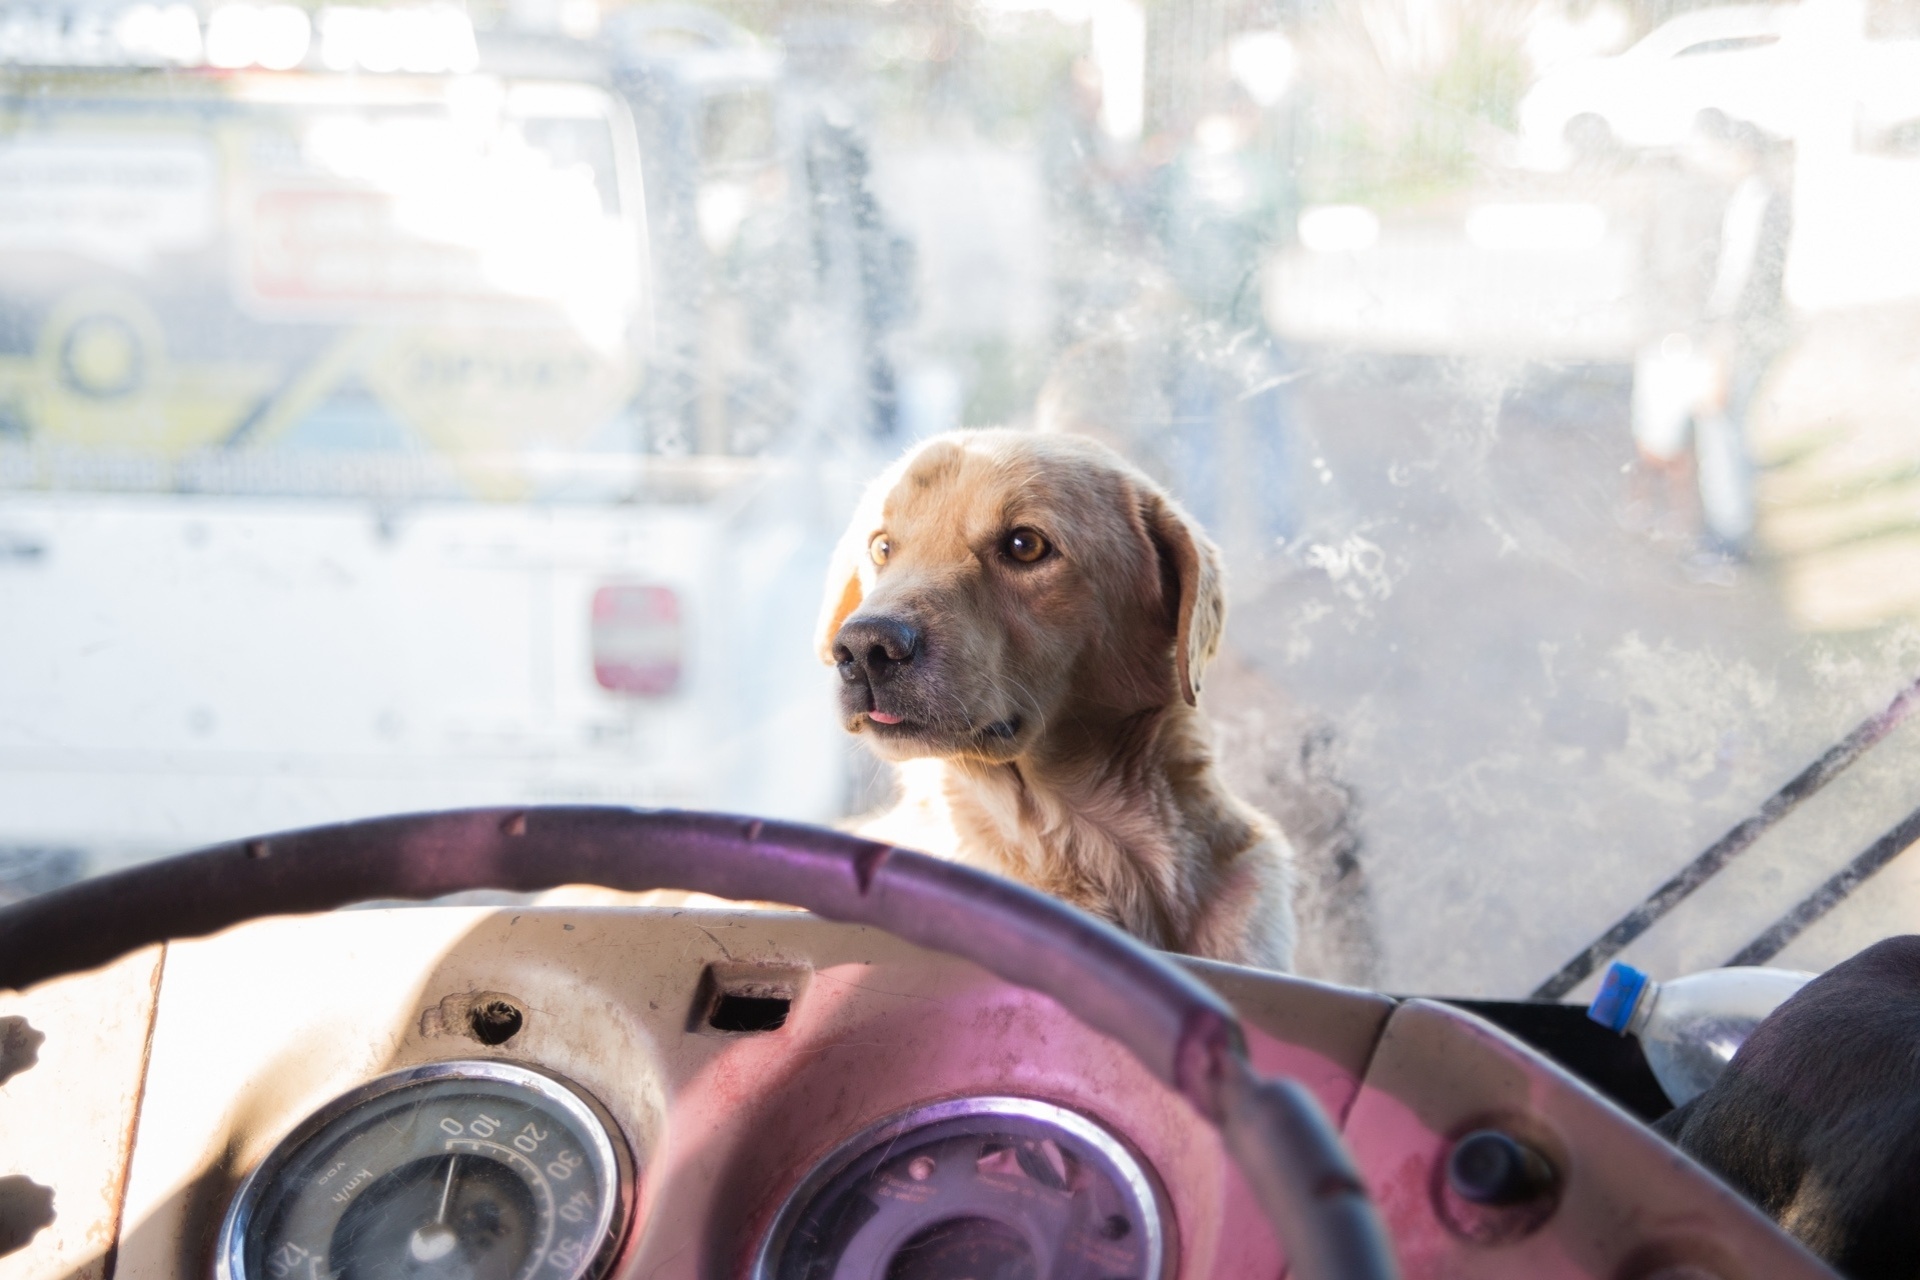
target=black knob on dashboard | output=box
[1446,1129,1557,1206]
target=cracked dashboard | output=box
[0,907,1834,1280]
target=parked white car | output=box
[1518,5,1802,164]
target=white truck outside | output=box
[0,42,851,892]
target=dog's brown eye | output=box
[1003,528,1050,564]
[869,534,890,566]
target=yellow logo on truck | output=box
[0,287,278,453]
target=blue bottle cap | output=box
[1587,962,1650,1034]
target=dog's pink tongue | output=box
[869,710,903,725]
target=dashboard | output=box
[0,905,1835,1280]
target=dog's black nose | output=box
[833,616,920,682]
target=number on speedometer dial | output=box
[219,1062,634,1280]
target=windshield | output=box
[5,0,1920,1002]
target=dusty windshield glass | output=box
[4,0,1919,1000]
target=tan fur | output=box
[818,428,1295,969]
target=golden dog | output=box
[818,429,1295,969]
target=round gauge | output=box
[755,1098,1170,1280]
[219,1062,633,1280]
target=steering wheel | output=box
[0,806,1398,1280]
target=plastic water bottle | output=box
[1587,961,1815,1107]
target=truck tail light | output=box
[590,584,681,696]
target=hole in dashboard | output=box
[469,998,525,1045]
[690,962,809,1035]
[709,994,790,1033]
[419,990,528,1046]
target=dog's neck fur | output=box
[871,699,1266,954]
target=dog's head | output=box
[816,429,1224,763]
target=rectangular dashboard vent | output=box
[690,961,809,1035]
[708,994,790,1033]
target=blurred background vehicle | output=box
[1517,3,1800,165]
[9,0,1920,1004]
[0,7,890,885]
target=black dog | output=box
[1659,936,1920,1279]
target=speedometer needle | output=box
[409,1157,460,1263]
[436,1157,458,1225]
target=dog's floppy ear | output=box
[1141,489,1225,706]
[815,523,869,663]
[815,446,922,662]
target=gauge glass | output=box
[756,1097,1169,1280]
[219,1062,633,1280]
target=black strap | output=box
[1728,803,1920,966]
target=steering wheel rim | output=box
[0,805,1399,1280]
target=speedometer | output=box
[218,1062,634,1280]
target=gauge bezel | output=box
[216,1060,636,1280]
[750,1095,1172,1280]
